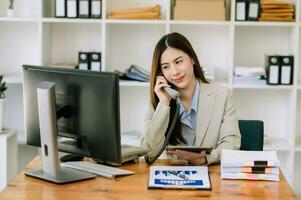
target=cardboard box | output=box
[172,0,226,21]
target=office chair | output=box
[238,120,264,151]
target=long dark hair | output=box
[150,32,209,145]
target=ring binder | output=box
[67,0,78,18]
[266,55,280,85]
[236,0,248,21]
[78,52,90,70]
[91,0,102,18]
[78,0,90,18]
[247,0,259,21]
[55,0,66,18]
[280,56,294,85]
[90,52,101,71]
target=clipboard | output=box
[148,166,211,190]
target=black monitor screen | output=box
[23,65,122,164]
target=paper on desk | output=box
[221,172,279,181]
[221,149,280,167]
[148,166,211,190]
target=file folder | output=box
[78,0,90,18]
[67,0,78,18]
[247,0,259,21]
[78,52,90,70]
[236,0,248,21]
[90,52,101,71]
[55,0,66,18]
[91,0,102,18]
[266,55,280,85]
[280,56,294,85]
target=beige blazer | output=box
[140,82,241,165]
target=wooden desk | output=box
[0,157,296,200]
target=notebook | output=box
[221,166,279,174]
[221,172,279,181]
[221,149,280,167]
[148,166,211,190]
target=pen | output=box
[168,170,189,180]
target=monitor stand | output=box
[24,81,96,183]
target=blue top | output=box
[177,80,200,146]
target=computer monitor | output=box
[23,65,122,165]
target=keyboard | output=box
[61,161,134,178]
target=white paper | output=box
[91,62,101,71]
[56,0,65,17]
[79,1,89,15]
[281,65,291,84]
[222,167,279,174]
[248,3,259,18]
[221,172,279,181]
[236,2,246,20]
[79,63,88,70]
[91,1,101,16]
[148,166,210,189]
[67,1,77,17]
[269,65,279,84]
[221,149,280,167]
[234,66,266,76]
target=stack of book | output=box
[116,64,150,82]
[233,66,266,85]
[221,149,280,181]
[260,0,295,21]
[107,5,161,20]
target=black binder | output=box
[55,0,66,18]
[90,52,101,71]
[90,0,102,18]
[266,55,280,85]
[78,0,90,18]
[247,0,259,21]
[236,0,248,21]
[78,52,90,70]
[66,0,78,18]
[280,56,294,85]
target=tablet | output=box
[165,146,212,154]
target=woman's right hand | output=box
[154,76,171,106]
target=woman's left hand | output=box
[166,150,207,165]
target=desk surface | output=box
[0,157,296,200]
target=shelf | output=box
[42,18,103,24]
[170,20,231,26]
[3,75,23,84]
[235,21,296,27]
[264,137,291,151]
[2,76,151,86]
[105,19,166,25]
[232,83,294,90]
[0,17,39,22]
[119,80,149,87]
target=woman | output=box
[141,32,241,165]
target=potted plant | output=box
[0,75,7,132]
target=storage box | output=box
[172,0,226,21]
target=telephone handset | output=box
[157,73,180,100]
[145,79,180,165]
[164,86,180,100]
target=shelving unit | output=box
[0,0,300,195]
